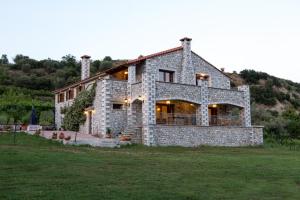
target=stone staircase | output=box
[123,127,142,144]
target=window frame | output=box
[196,73,210,86]
[112,103,123,110]
[159,69,174,83]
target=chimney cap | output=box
[81,55,91,59]
[180,37,192,42]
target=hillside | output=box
[0,54,124,125]
[0,54,299,140]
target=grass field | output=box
[0,133,300,200]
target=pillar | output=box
[99,76,112,135]
[238,85,251,127]
[142,60,156,146]
[126,65,136,129]
[200,85,209,126]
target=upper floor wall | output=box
[143,49,231,89]
[192,53,230,89]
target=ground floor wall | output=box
[153,125,263,147]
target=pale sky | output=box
[1,0,300,82]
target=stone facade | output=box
[54,38,261,147]
[156,82,202,104]
[208,87,245,107]
[154,125,263,147]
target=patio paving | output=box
[40,131,121,148]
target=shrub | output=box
[62,84,96,131]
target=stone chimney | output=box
[180,37,195,84]
[81,55,91,80]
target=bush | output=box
[39,110,54,126]
[62,85,96,131]
[250,86,277,106]
[240,69,269,84]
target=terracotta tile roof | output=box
[54,46,183,93]
[126,46,183,64]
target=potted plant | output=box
[120,133,131,141]
[59,132,65,140]
[52,132,57,139]
[106,128,112,138]
[65,135,71,141]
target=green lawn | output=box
[0,133,300,200]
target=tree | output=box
[39,110,54,126]
[103,56,112,61]
[13,54,29,64]
[91,60,101,74]
[0,54,9,64]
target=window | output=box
[113,104,123,110]
[159,70,174,83]
[58,93,65,103]
[67,89,74,100]
[196,73,209,86]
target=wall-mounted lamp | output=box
[124,71,128,75]
[138,95,143,102]
[166,100,171,104]
[212,104,217,108]
[84,111,88,115]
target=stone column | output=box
[196,105,202,125]
[99,76,112,135]
[126,65,136,129]
[200,85,209,126]
[238,85,251,127]
[142,60,156,146]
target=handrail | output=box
[156,113,197,125]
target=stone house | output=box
[54,38,263,147]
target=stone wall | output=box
[90,79,103,135]
[110,110,127,134]
[156,82,202,104]
[131,82,142,102]
[151,50,183,83]
[110,80,127,101]
[192,53,230,89]
[154,125,263,147]
[54,96,74,129]
[208,87,245,107]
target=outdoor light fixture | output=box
[84,111,88,115]
[138,95,143,101]
[124,71,128,74]
[124,98,128,103]
[166,100,171,104]
[92,110,96,114]
[190,103,194,106]
[212,104,217,108]
[157,107,161,112]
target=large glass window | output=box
[159,70,174,82]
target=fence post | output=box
[13,124,16,145]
